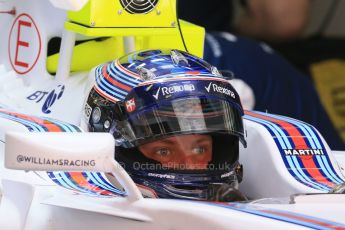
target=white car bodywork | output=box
[1,0,345,229]
[0,111,345,230]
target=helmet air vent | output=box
[171,50,189,67]
[136,66,156,81]
[120,0,159,14]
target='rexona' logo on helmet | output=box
[205,82,236,99]
[125,98,136,112]
[152,84,195,100]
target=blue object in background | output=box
[203,32,345,150]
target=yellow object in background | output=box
[47,20,205,73]
[47,37,123,73]
[68,0,177,28]
[310,59,345,142]
[47,0,205,74]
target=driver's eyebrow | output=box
[157,139,175,145]
[195,137,212,144]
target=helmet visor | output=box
[117,96,246,147]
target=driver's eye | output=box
[192,147,206,155]
[155,148,171,157]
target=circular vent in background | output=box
[120,0,159,14]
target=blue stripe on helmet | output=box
[109,64,142,87]
[95,72,126,101]
[96,66,128,96]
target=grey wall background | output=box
[305,0,345,37]
[233,0,345,38]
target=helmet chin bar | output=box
[161,180,247,202]
[122,162,245,201]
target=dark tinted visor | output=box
[117,96,246,147]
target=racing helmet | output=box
[83,49,247,201]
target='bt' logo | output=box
[27,85,65,114]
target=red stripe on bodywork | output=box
[68,172,115,196]
[245,111,334,187]
[262,209,345,229]
[0,109,62,132]
[215,202,345,229]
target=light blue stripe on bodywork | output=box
[56,172,99,196]
[0,110,125,197]
[43,117,80,132]
[85,172,125,195]
[0,113,46,132]
[288,155,330,190]
[259,112,345,185]
[49,172,75,191]
[244,115,291,149]
[209,202,345,230]
[244,113,331,191]
[317,155,344,184]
